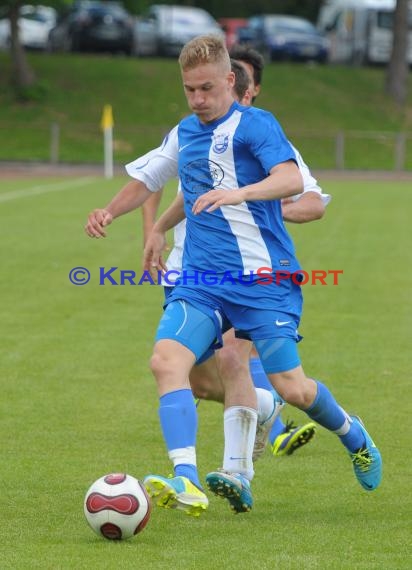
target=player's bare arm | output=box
[153,191,185,234]
[192,160,302,215]
[142,188,164,245]
[143,192,186,274]
[85,180,152,238]
[282,191,325,223]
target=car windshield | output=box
[377,10,412,30]
[157,7,216,27]
[22,13,49,23]
[266,17,317,34]
[19,6,56,23]
[75,1,127,16]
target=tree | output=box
[0,0,36,95]
[385,0,409,105]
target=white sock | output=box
[255,388,275,424]
[168,446,197,467]
[222,406,257,481]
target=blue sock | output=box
[269,416,286,444]
[158,389,200,485]
[250,357,285,404]
[305,381,365,452]
[249,357,273,391]
[175,464,199,484]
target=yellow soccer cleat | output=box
[272,421,316,456]
[143,474,208,517]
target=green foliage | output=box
[0,51,411,169]
[0,0,16,17]
[0,176,410,568]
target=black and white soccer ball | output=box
[84,473,151,540]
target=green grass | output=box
[1,52,412,168]
[0,175,410,569]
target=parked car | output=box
[218,17,248,49]
[317,0,412,65]
[47,1,135,55]
[237,14,329,63]
[0,4,57,50]
[134,4,223,57]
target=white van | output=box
[317,0,412,64]
[134,4,223,57]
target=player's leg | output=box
[205,331,256,513]
[189,354,225,402]
[189,331,284,512]
[144,300,219,516]
[204,330,285,512]
[188,325,287,511]
[217,333,283,463]
[255,338,382,491]
[249,352,316,456]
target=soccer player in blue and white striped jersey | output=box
[85,34,382,517]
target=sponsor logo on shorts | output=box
[275,319,291,326]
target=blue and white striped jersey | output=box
[127,101,300,276]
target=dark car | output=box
[48,1,135,54]
[238,14,329,63]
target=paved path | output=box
[1,161,412,180]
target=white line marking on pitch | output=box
[0,177,99,203]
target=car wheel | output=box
[45,37,54,53]
[124,40,134,56]
[352,50,366,66]
[132,38,143,56]
[66,33,81,52]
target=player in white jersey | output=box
[85,35,382,517]
[230,45,321,456]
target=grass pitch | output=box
[0,175,410,569]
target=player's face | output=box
[182,62,235,124]
[237,61,261,101]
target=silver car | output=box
[134,4,223,57]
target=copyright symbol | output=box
[69,267,90,285]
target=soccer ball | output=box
[84,473,151,540]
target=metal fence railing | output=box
[1,122,411,172]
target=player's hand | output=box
[85,208,113,238]
[143,229,168,277]
[192,189,246,214]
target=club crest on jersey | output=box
[212,133,230,154]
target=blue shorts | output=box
[166,277,302,341]
[162,287,231,363]
[161,277,303,372]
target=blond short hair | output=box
[179,34,231,72]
